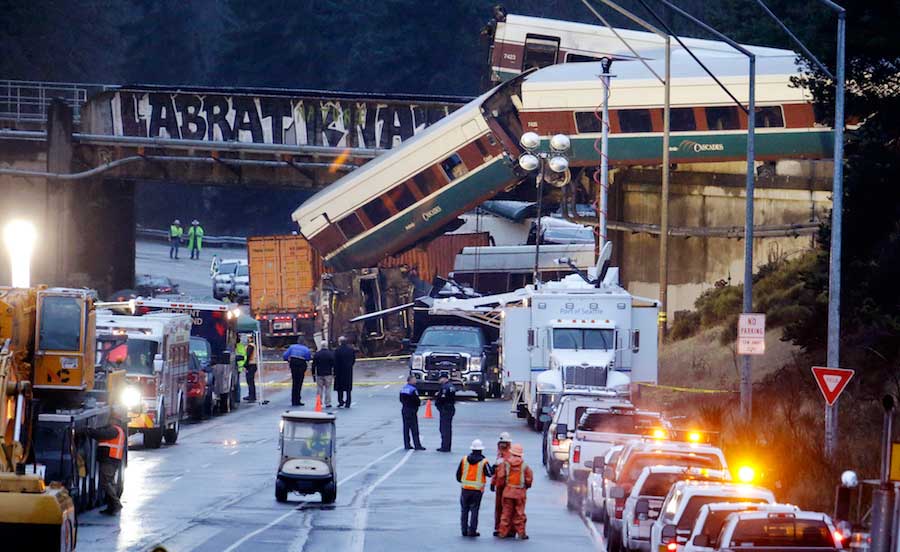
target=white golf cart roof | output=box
[282,411,336,422]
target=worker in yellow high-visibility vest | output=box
[169,219,183,259]
[455,439,493,538]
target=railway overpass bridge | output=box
[0,81,831,303]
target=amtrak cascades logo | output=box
[678,139,725,153]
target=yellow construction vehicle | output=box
[0,285,125,550]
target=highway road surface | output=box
[135,239,246,299]
[76,361,603,551]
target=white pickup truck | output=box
[684,503,800,552]
[712,509,841,552]
[563,404,663,510]
[543,393,633,480]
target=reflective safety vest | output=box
[98,426,126,461]
[460,457,489,491]
[503,461,528,488]
[236,342,247,371]
[170,225,183,238]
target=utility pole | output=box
[598,57,612,251]
[740,56,757,420]
[658,36,671,349]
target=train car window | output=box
[388,182,418,211]
[755,106,785,128]
[413,168,444,196]
[362,198,392,226]
[705,106,741,130]
[336,213,366,239]
[575,111,601,133]
[440,153,469,181]
[566,53,603,63]
[671,108,697,131]
[523,34,560,71]
[617,109,653,133]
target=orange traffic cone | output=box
[424,399,433,419]
[314,394,323,412]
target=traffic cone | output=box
[424,399,433,419]
[314,394,323,412]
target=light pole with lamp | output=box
[3,220,37,288]
[517,132,572,288]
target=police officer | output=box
[456,439,493,537]
[85,412,127,515]
[400,375,426,450]
[435,375,456,452]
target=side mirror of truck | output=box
[635,498,650,519]
[539,414,550,423]
[592,456,605,474]
[153,353,164,373]
[692,535,710,548]
[609,486,625,499]
[661,525,677,540]
[555,423,568,439]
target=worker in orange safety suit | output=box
[493,442,533,540]
[492,431,512,535]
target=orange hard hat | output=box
[510,443,524,457]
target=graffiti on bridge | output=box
[109,91,461,150]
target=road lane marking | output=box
[349,448,414,552]
[221,445,404,552]
[229,450,239,455]
[580,511,607,551]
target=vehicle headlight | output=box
[469,356,482,370]
[412,354,424,370]
[121,386,142,409]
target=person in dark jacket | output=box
[283,339,311,406]
[456,439,494,537]
[434,375,457,452]
[243,337,258,402]
[312,341,336,408]
[334,336,356,408]
[84,413,127,515]
[400,375,425,450]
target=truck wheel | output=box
[275,479,288,503]
[590,501,604,522]
[491,382,502,398]
[534,416,544,432]
[477,389,486,402]
[144,428,163,449]
[164,404,182,445]
[204,390,214,418]
[547,459,562,480]
[566,484,581,511]
[321,481,336,504]
[516,404,528,419]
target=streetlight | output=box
[3,220,37,288]
[518,133,571,287]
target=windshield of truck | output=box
[120,338,159,375]
[678,497,768,530]
[282,422,333,459]
[553,328,614,350]
[625,454,723,485]
[578,412,660,434]
[39,295,83,351]
[419,329,482,348]
[727,517,832,548]
[236,265,249,277]
[218,262,238,276]
[191,337,211,364]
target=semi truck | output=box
[95,312,192,448]
[430,243,659,430]
[0,287,127,550]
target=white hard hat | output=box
[471,439,485,451]
[192,219,199,225]
[173,219,181,224]
[498,432,511,443]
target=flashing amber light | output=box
[666,543,678,551]
[737,465,756,483]
[652,429,666,439]
[688,431,702,443]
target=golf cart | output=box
[276,411,337,504]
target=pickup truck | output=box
[684,503,800,552]
[650,481,776,552]
[620,466,729,552]
[408,325,500,400]
[711,510,841,552]
[598,440,731,552]
[543,393,633,480]
[563,404,663,511]
[586,444,624,522]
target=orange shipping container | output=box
[248,235,323,316]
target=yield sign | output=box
[812,366,855,406]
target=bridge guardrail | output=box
[0,80,112,125]
[136,227,247,247]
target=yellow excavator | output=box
[0,224,125,550]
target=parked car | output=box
[186,337,215,419]
[712,509,840,552]
[586,444,625,523]
[136,274,179,297]
[212,259,246,300]
[232,263,250,302]
[649,481,776,552]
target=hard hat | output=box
[173,219,181,224]
[192,219,199,225]
[471,439,485,451]
[498,431,511,443]
[510,443,524,457]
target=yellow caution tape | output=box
[263,380,401,388]
[261,354,410,365]
[638,382,737,394]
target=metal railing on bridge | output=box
[0,80,112,126]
